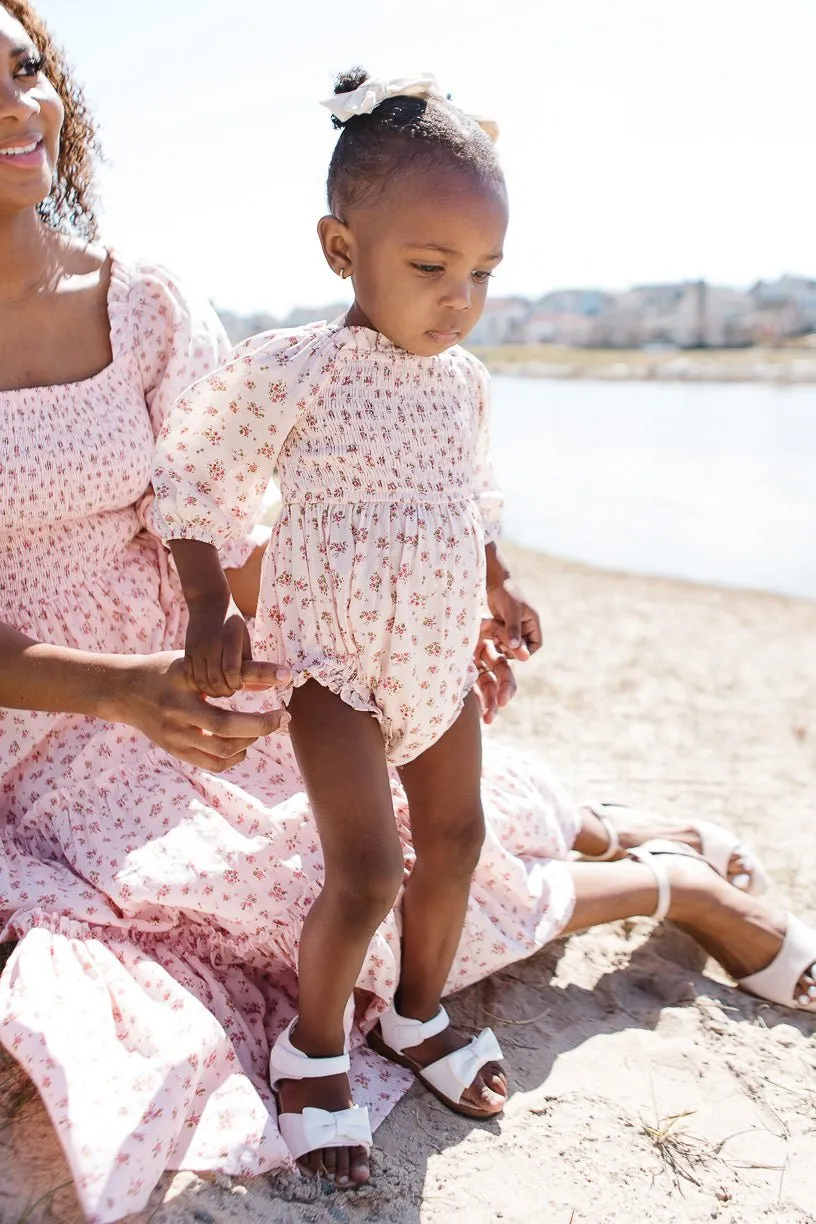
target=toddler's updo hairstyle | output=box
[326,66,505,217]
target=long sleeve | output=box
[470,357,503,545]
[126,261,269,568]
[151,326,326,550]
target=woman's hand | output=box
[110,651,290,773]
[474,635,517,725]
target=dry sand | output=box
[2,545,815,1224]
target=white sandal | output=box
[629,839,816,1012]
[583,802,769,894]
[368,1003,505,1119]
[269,1019,372,1163]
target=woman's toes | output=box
[728,850,753,891]
[349,1146,370,1184]
[794,965,816,1006]
[803,965,816,1003]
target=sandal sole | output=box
[367,1026,506,1120]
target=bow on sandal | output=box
[583,802,769,895]
[368,1002,505,1118]
[629,839,816,1013]
[269,1019,372,1164]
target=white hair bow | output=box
[321,73,499,142]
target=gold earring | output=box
[341,268,351,280]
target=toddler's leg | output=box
[393,691,507,1114]
[280,680,404,1185]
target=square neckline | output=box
[0,250,125,396]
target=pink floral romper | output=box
[153,323,503,765]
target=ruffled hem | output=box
[286,659,394,745]
[281,660,478,767]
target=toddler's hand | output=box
[184,597,253,698]
[483,578,542,662]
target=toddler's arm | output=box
[152,330,311,553]
[471,357,542,660]
[170,538,252,698]
[152,328,323,693]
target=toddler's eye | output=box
[412,263,444,275]
[472,270,494,283]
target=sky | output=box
[36,0,816,315]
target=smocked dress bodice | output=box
[152,323,504,763]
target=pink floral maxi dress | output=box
[0,258,578,1224]
[153,323,504,764]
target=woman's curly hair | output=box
[3,1,99,238]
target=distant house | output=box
[591,282,753,348]
[466,296,531,345]
[750,276,816,336]
[215,274,816,352]
[217,309,280,344]
[217,301,350,344]
[282,302,350,328]
[523,289,612,345]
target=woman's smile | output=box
[0,132,45,168]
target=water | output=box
[490,375,816,601]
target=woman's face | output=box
[0,6,63,219]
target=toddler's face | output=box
[324,164,508,357]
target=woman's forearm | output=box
[0,622,131,719]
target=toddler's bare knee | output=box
[327,843,404,928]
[419,805,485,877]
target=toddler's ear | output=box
[317,215,354,280]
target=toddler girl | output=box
[153,68,541,1187]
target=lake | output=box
[490,375,816,601]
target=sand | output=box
[2,545,815,1224]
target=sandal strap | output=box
[627,844,674,921]
[378,1003,450,1056]
[693,819,767,895]
[269,1018,350,1089]
[584,805,768,897]
[421,1028,504,1104]
[739,915,816,1009]
[580,803,622,861]
[278,1105,372,1160]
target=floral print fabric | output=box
[0,258,578,1223]
[152,324,503,762]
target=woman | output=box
[0,4,813,1220]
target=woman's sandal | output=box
[368,1002,505,1119]
[628,839,816,1012]
[269,1019,372,1166]
[582,801,769,895]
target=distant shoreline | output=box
[470,343,816,385]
